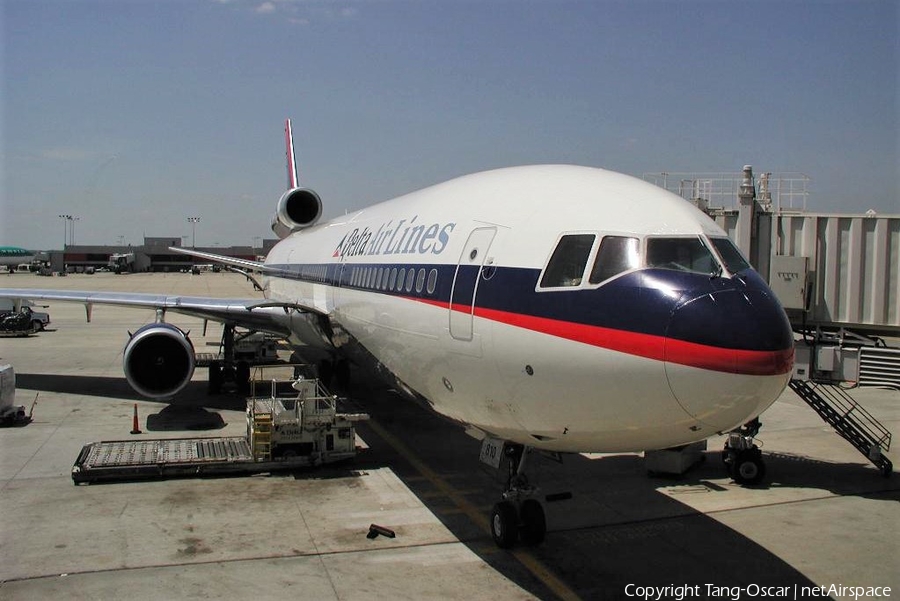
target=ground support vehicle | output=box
[71,377,367,484]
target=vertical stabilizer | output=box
[285,119,299,189]
[272,119,323,238]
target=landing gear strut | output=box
[490,444,547,548]
[207,324,250,394]
[722,418,766,485]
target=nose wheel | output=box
[489,444,547,548]
[722,418,766,485]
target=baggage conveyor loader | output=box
[72,372,368,484]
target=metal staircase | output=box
[250,410,273,461]
[788,379,893,476]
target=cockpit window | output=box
[588,236,640,284]
[540,234,595,288]
[646,237,718,275]
[709,237,751,274]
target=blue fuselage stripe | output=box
[266,262,793,354]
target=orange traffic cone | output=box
[130,403,142,435]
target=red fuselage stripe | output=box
[429,299,793,376]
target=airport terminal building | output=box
[47,236,279,273]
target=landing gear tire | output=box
[491,501,518,549]
[723,419,766,485]
[519,498,546,545]
[732,450,766,485]
[488,443,550,548]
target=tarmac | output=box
[1,271,897,601]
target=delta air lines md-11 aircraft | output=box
[1,120,794,547]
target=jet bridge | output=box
[645,166,900,342]
[646,166,897,477]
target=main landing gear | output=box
[722,418,766,485]
[208,324,250,395]
[490,444,547,548]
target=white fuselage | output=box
[262,165,794,453]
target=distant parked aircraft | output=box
[0,247,36,272]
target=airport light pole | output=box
[187,217,200,248]
[70,216,80,245]
[58,214,72,250]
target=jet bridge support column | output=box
[735,165,758,259]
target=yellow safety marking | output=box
[366,418,582,601]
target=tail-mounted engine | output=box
[271,187,323,238]
[123,323,195,399]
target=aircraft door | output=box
[449,227,496,341]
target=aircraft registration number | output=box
[478,436,504,469]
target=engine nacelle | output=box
[123,323,195,399]
[271,187,323,238]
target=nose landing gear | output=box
[722,418,766,485]
[489,444,547,548]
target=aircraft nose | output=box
[664,286,794,432]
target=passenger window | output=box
[389,268,398,290]
[396,267,406,291]
[415,268,426,293]
[589,236,640,284]
[709,238,751,274]
[647,237,718,275]
[406,268,415,292]
[539,234,595,288]
[426,269,438,294]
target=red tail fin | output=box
[285,119,298,189]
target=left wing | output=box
[0,288,322,337]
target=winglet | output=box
[285,118,298,189]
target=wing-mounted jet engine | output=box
[270,186,322,238]
[123,323,195,399]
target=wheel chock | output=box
[367,524,396,539]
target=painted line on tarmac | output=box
[366,418,582,601]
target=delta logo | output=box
[333,216,456,259]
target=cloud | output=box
[212,0,360,23]
[40,147,105,162]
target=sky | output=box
[1,0,897,251]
